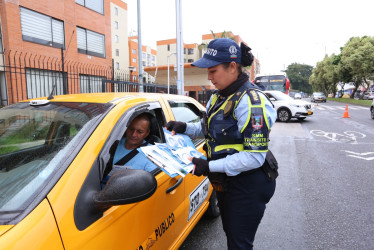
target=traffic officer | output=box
[165,38,277,249]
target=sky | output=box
[125,0,374,74]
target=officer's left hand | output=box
[190,157,209,176]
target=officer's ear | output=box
[229,61,237,73]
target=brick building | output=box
[0,0,113,105]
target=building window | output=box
[26,68,64,99]
[184,48,186,54]
[132,49,136,54]
[132,58,136,63]
[76,0,104,14]
[115,49,119,56]
[20,7,65,49]
[152,55,155,61]
[114,21,118,30]
[167,44,170,51]
[142,52,146,59]
[188,48,194,55]
[79,74,106,93]
[116,62,119,70]
[114,7,118,15]
[114,35,119,43]
[188,59,194,63]
[142,61,146,67]
[77,27,105,58]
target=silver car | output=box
[311,92,326,102]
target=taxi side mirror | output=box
[94,169,157,209]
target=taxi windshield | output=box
[0,101,111,222]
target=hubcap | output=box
[279,110,289,121]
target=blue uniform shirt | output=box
[186,91,277,176]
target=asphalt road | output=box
[180,101,374,249]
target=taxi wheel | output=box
[277,108,291,122]
[205,190,220,218]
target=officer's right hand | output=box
[164,121,186,135]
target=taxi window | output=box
[100,105,167,185]
[0,102,111,223]
[168,101,204,146]
[169,102,200,123]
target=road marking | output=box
[313,106,368,111]
[310,130,366,144]
[342,150,374,161]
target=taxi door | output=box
[47,100,187,249]
[163,97,212,227]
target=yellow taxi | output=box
[0,93,219,249]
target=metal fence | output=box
[0,49,177,106]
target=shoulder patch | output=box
[248,89,261,105]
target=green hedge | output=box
[327,97,372,106]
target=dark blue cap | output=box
[192,38,241,68]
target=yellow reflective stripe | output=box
[215,144,243,152]
[213,145,268,153]
[208,94,219,115]
[233,91,248,120]
[241,95,252,133]
[247,149,268,153]
[206,140,212,158]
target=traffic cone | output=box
[342,104,350,118]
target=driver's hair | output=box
[131,113,152,131]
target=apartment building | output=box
[145,31,260,102]
[201,31,260,81]
[111,0,129,74]
[0,18,5,106]
[0,0,112,105]
[156,39,200,65]
[128,36,156,83]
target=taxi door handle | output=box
[166,177,183,194]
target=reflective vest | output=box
[205,82,270,161]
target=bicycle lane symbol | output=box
[310,130,366,144]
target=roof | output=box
[26,92,173,104]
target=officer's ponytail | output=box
[240,43,254,67]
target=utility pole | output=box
[137,0,144,92]
[175,0,184,95]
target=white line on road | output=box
[342,150,374,161]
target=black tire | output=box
[205,189,220,218]
[297,117,306,121]
[371,107,374,119]
[277,108,291,122]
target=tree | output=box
[310,54,340,97]
[198,31,236,54]
[210,30,236,40]
[285,63,313,94]
[340,36,374,98]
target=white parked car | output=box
[265,90,313,122]
[294,93,302,99]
